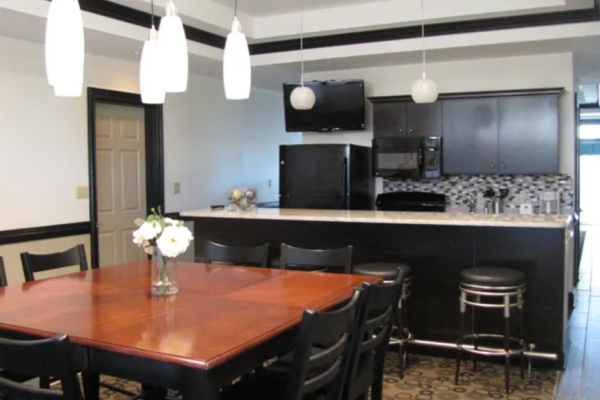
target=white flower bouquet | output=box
[132,208,193,296]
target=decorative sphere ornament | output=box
[411,78,439,104]
[229,188,243,202]
[290,86,316,110]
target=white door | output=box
[96,103,147,267]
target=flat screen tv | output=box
[283,80,366,132]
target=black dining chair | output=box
[221,288,363,400]
[206,241,269,268]
[0,256,7,287]
[0,334,83,400]
[279,244,353,274]
[345,270,405,400]
[20,245,88,283]
[20,246,142,399]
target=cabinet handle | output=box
[409,129,414,133]
[502,164,507,169]
[399,129,403,133]
[491,164,495,170]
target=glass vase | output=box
[151,248,179,297]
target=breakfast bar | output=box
[182,208,574,369]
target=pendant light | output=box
[411,0,438,104]
[158,0,188,93]
[45,0,85,97]
[224,0,251,100]
[140,0,165,104]
[290,0,315,111]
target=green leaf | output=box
[134,218,145,226]
[177,221,184,227]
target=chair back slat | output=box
[345,270,405,400]
[205,242,269,268]
[285,288,362,400]
[279,244,353,274]
[0,334,83,400]
[0,256,7,287]
[21,245,88,282]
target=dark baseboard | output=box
[0,223,91,246]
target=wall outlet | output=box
[76,186,90,199]
[174,182,181,195]
[268,179,273,188]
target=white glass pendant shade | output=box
[411,76,438,104]
[158,0,188,93]
[223,17,251,100]
[290,86,316,110]
[45,0,85,97]
[140,27,165,105]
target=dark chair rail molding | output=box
[0,223,91,246]
[41,0,599,55]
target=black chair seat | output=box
[460,267,525,287]
[353,263,412,281]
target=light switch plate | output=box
[174,182,181,195]
[77,186,90,199]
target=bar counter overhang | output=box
[181,208,574,369]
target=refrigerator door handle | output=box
[343,157,349,209]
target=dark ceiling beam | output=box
[249,7,600,55]
[40,0,599,55]
[42,0,226,48]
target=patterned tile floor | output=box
[91,352,558,400]
[382,352,557,400]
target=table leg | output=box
[142,384,167,400]
[82,371,100,400]
[182,368,219,400]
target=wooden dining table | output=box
[0,262,379,400]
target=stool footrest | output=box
[459,333,526,357]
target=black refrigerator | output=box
[279,144,374,210]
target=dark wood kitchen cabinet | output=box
[369,88,562,175]
[498,94,559,174]
[373,102,407,137]
[443,98,499,174]
[406,102,442,137]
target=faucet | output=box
[467,196,476,214]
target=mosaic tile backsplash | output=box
[383,175,574,209]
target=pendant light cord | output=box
[420,0,426,80]
[300,0,305,87]
[234,0,238,17]
[150,0,155,28]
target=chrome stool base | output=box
[389,277,412,379]
[455,280,526,395]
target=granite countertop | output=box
[180,208,572,229]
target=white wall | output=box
[0,35,300,282]
[164,76,300,212]
[0,35,298,232]
[304,53,576,187]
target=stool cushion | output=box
[353,263,412,281]
[460,267,525,287]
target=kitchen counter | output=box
[187,207,574,368]
[181,208,571,229]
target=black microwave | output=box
[372,137,442,179]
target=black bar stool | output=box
[455,267,527,395]
[352,262,412,379]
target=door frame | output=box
[87,88,164,269]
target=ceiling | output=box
[211,0,387,17]
[104,0,596,41]
[3,0,600,92]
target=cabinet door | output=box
[498,95,559,174]
[407,102,442,137]
[442,98,499,175]
[373,102,407,138]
